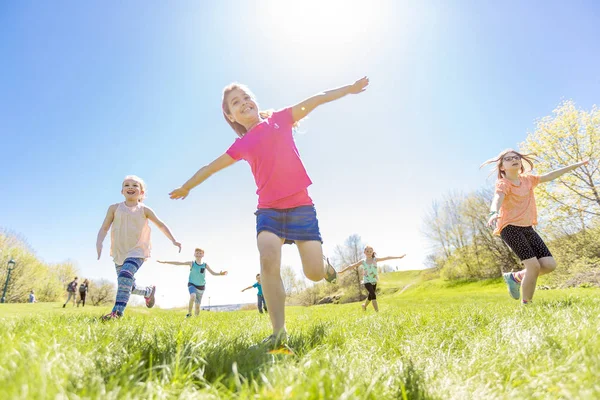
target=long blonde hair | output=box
[123,175,146,202]
[480,148,536,179]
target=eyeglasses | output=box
[503,155,521,162]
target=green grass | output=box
[1,274,599,399]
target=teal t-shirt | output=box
[252,282,263,296]
[362,260,378,284]
[189,261,206,286]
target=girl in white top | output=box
[338,246,405,312]
[96,175,181,320]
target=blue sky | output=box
[1,1,599,307]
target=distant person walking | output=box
[77,279,89,307]
[29,290,36,303]
[63,277,78,308]
[241,273,268,314]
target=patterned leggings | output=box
[113,258,148,314]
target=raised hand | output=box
[96,243,102,260]
[348,76,369,94]
[173,241,182,253]
[169,187,190,200]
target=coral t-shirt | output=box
[226,108,313,209]
[493,174,540,235]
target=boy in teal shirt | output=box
[242,274,267,314]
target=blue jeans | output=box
[257,294,267,313]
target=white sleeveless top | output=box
[110,202,152,265]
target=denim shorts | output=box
[255,205,322,244]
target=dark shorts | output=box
[364,282,377,300]
[255,205,322,244]
[500,225,553,261]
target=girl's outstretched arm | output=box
[144,207,182,252]
[291,76,369,122]
[157,260,192,266]
[170,154,237,200]
[539,160,589,183]
[338,259,364,274]
[376,254,406,262]
[96,204,118,260]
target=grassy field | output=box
[1,272,599,399]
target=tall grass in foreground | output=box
[0,279,599,399]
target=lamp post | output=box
[1,259,17,303]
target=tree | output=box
[281,265,301,296]
[520,100,600,235]
[89,279,116,306]
[334,234,365,295]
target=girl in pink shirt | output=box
[483,149,587,305]
[170,77,369,347]
[97,175,182,320]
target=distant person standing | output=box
[241,274,268,314]
[29,290,37,303]
[63,277,78,308]
[78,279,89,307]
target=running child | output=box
[157,248,227,317]
[338,246,406,312]
[482,149,588,304]
[169,77,369,346]
[96,175,181,320]
[241,273,268,314]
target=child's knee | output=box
[304,264,323,282]
[541,258,557,272]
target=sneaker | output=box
[323,257,337,283]
[185,313,192,318]
[62,304,66,308]
[261,332,294,355]
[503,272,521,300]
[145,286,156,308]
[101,311,122,321]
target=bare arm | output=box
[144,206,182,252]
[205,264,228,276]
[338,259,364,274]
[376,254,406,262]
[241,285,254,292]
[487,192,505,228]
[96,204,118,260]
[539,160,588,183]
[170,154,237,200]
[157,260,193,266]
[291,77,369,122]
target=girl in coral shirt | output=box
[483,149,587,305]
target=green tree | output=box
[521,100,600,235]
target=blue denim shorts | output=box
[255,205,322,244]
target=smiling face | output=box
[194,249,204,258]
[225,88,260,126]
[364,246,375,258]
[121,178,144,202]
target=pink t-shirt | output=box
[226,108,313,209]
[493,174,540,235]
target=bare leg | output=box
[257,231,285,336]
[296,240,327,281]
[521,257,541,302]
[372,299,379,312]
[188,294,195,315]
